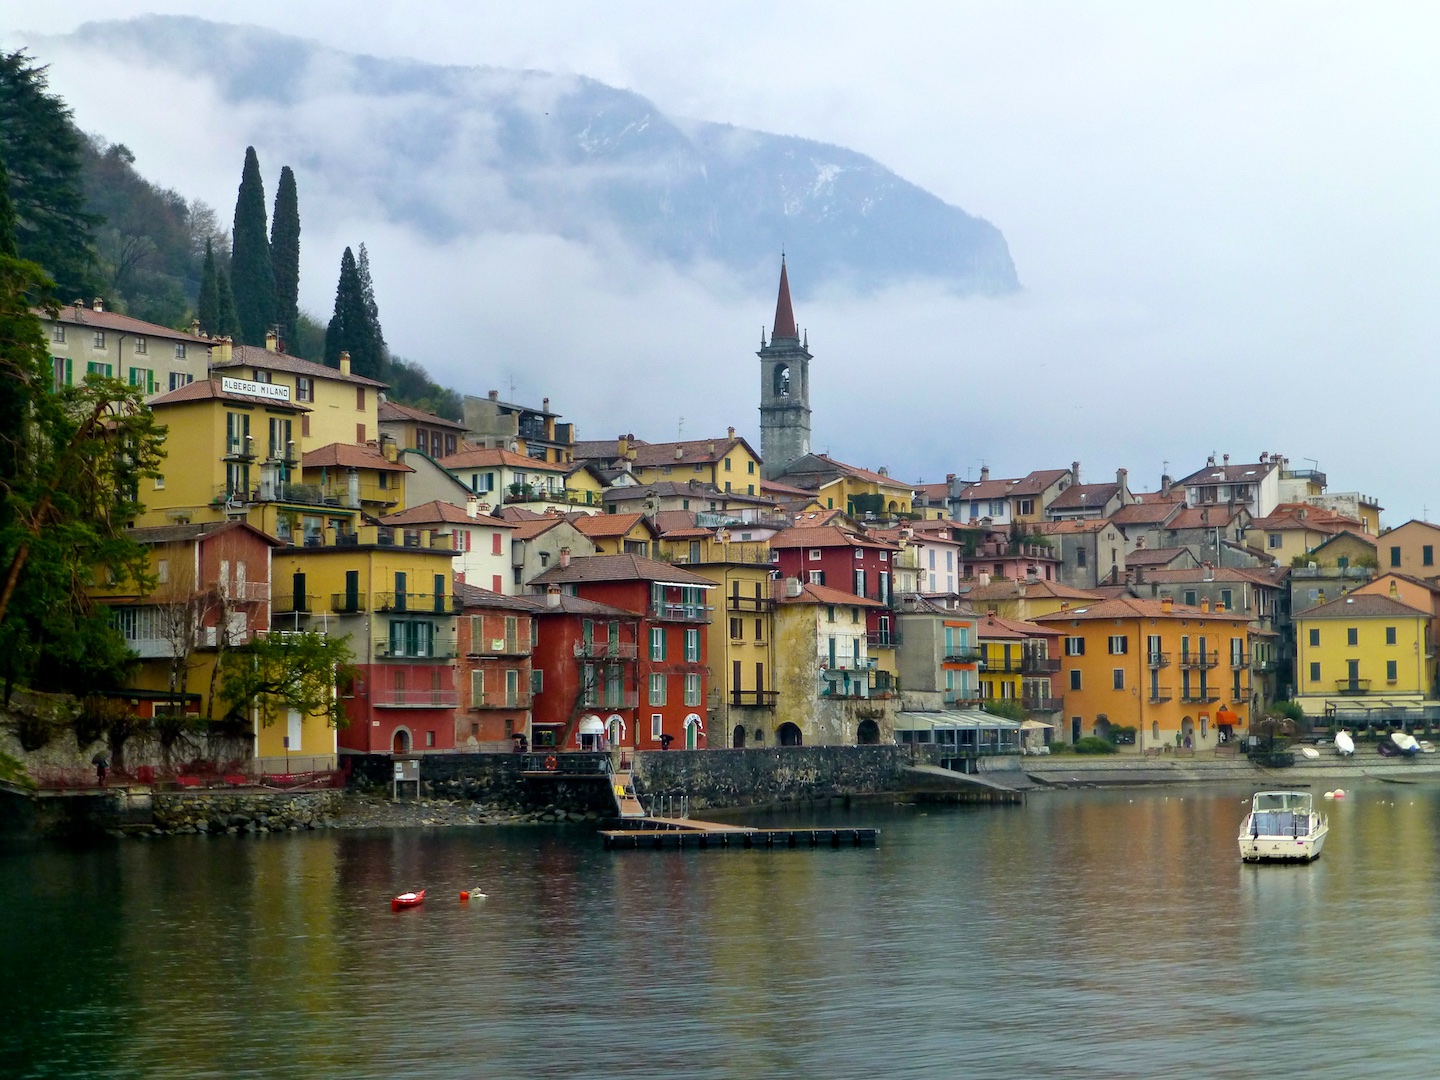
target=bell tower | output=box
[758,257,811,479]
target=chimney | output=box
[980,465,990,482]
[545,584,562,609]
[339,351,352,377]
[559,547,571,568]
[542,397,550,412]
[878,466,888,477]
[1216,601,1226,613]
[1259,452,1269,464]
[977,571,991,587]
[708,440,716,456]
[265,328,278,352]
[214,335,233,363]
[1071,461,1081,483]
[189,319,201,336]
[1223,454,1230,466]
[1161,596,1174,614]
[1059,601,1069,612]
[1135,536,1146,549]
[785,577,803,598]
[675,446,684,460]
[727,426,735,439]
[617,434,629,458]
[489,390,499,401]
[1116,467,1130,502]
[1202,561,1214,581]
[1160,474,1172,497]
[466,494,479,518]
[380,433,398,463]
[1207,454,1216,467]
[1390,580,1400,599]
[946,472,956,483]
[1200,598,1210,612]
[92,297,103,312]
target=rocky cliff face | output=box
[58,16,1020,296]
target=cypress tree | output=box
[197,236,219,334]
[270,165,300,350]
[356,242,387,362]
[215,264,239,341]
[229,146,274,345]
[324,246,384,379]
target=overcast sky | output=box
[16,3,1440,523]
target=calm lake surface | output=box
[6,782,1440,1079]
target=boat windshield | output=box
[1253,792,1312,813]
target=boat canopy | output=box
[1252,791,1313,812]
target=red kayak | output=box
[391,889,426,911]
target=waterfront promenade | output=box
[1024,747,1440,786]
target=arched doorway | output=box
[684,713,703,749]
[753,727,766,745]
[1181,715,1195,749]
[1094,716,1112,743]
[856,719,880,745]
[577,714,604,752]
[777,722,803,747]
[732,725,747,748]
[607,714,626,750]
[392,728,411,754]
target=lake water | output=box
[5,782,1440,1079]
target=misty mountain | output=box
[56,16,1019,297]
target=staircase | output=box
[607,759,647,819]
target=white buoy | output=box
[1323,790,1335,799]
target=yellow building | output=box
[1377,520,1440,580]
[976,613,1064,713]
[1292,592,1434,718]
[570,512,659,556]
[773,453,916,517]
[1246,504,1369,565]
[573,431,765,496]
[651,512,778,748]
[1035,596,1251,751]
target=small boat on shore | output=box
[1239,791,1328,863]
[391,890,426,911]
[1335,730,1354,756]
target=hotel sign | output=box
[222,376,291,402]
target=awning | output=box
[1020,719,1054,730]
[577,715,604,735]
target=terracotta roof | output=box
[769,526,898,551]
[302,442,413,473]
[898,596,981,616]
[528,593,640,618]
[214,345,387,388]
[453,583,542,612]
[1032,597,1249,623]
[40,304,211,343]
[773,257,798,338]
[760,478,819,499]
[651,510,711,538]
[530,553,714,587]
[774,580,885,607]
[1124,547,1194,568]
[1047,482,1119,511]
[1166,506,1247,531]
[1250,504,1364,533]
[439,446,568,473]
[498,506,548,522]
[1300,593,1430,620]
[1111,501,1183,526]
[146,378,311,412]
[125,520,283,547]
[807,454,913,490]
[1176,460,1277,486]
[958,468,1070,501]
[567,512,655,540]
[380,501,516,527]
[962,579,1102,602]
[914,481,949,503]
[977,613,1063,639]
[1358,572,1440,595]
[788,509,853,529]
[377,400,466,430]
[1141,566,1288,587]
[508,517,575,541]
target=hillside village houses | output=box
[62,256,1430,779]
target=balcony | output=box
[729,689,779,708]
[867,630,902,648]
[943,690,983,707]
[1022,695,1062,712]
[871,671,901,695]
[820,683,870,700]
[1251,658,1277,673]
[727,594,777,612]
[943,646,982,663]
[219,580,270,604]
[373,638,456,661]
[1179,655,1220,670]
[471,692,534,710]
[1149,686,1174,703]
[979,657,1022,674]
[330,592,367,614]
[1335,679,1372,695]
[371,689,460,709]
[580,692,639,710]
[650,602,713,623]
[1020,655,1061,675]
[272,593,316,615]
[1181,689,1221,703]
[573,640,639,660]
[469,634,531,657]
[223,437,256,462]
[375,592,456,614]
[1146,652,1172,668]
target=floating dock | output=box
[601,816,878,850]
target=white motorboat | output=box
[1335,730,1355,756]
[1239,791,1328,863]
[1392,732,1421,756]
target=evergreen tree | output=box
[228,146,274,345]
[356,242,387,362]
[269,165,300,351]
[215,263,239,340]
[0,49,97,299]
[0,156,17,258]
[324,246,385,379]
[197,236,219,334]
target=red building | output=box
[770,524,900,645]
[529,589,642,752]
[455,582,542,751]
[531,553,717,750]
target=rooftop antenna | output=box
[507,376,517,400]
[677,416,685,440]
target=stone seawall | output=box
[346,753,615,817]
[634,746,926,811]
[153,791,346,835]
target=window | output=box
[747,460,755,474]
[127,367,154,393]
[51,324,65,343]
[531,669,543,694]
[1070,669,1082,690]
[854,548,864,560]
[809,549,822,561]
[730,617,743,640]
[153,475,165,490]
[86,361,113,378]
[356,386,366,410]
[826,605,836,623]
[754,618,763,641]
[880,551,889,563]
[357,423,366,443]
[1426,546,1435,567]
[684,673,701,706]
[1019,499,1034,516]
[1347,627,1358,647]
[93,331,106,350]
[1387,659,1399,682]
[724,458,732,471]
[649,673,667,706]
[1387,626,1397,645]
[296,376,313,402]
[684,628,700,662]
[1391,546,1401,567]
[649,627,666,661]
[52,356,71,389]
[169,371,192,391]
[1310,661,1321,683]
[1147,634,1163,663]
[1065,637,1085,656]
[1107,635,1128,655]
[1113,669,1125,690]
[808,570,824,585]
[651,713,663,739]
[156,559,169,583]
[1076,547,1087,568]
[1268,533,1282,549]
[1183,590,1197,607]
[133,336,147,355]
[854,569,865,596]
[174,343,186,360]
[1309,627,1320,647]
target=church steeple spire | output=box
[772,256,798,340]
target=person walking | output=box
[92,751,110,786]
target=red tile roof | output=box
[1300,593,1429,620]
[774,580,886,607]
[567,512,655,540]
[301,442,414,472]
[1166,506,1247,531]
[40,303,212,342]
[1047,482,1119,511]
[380,500,517,527]
[439,446,569,472]
[1032,597,1249,623]
[1176,460,1277,486]
[530,553,714,587]
[769,525,898,551]
[146,378,312,412]
[977,612,1063,639]
[453,582,543,612]
[958,468,1070,501]
[962,579,1102,602]
[1124,547,1194,568]
[1110,501,1184,526]
[378,400,466,430]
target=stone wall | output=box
[346,753,615,816]
[152,790,345,835]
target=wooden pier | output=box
[601,816,878,851]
